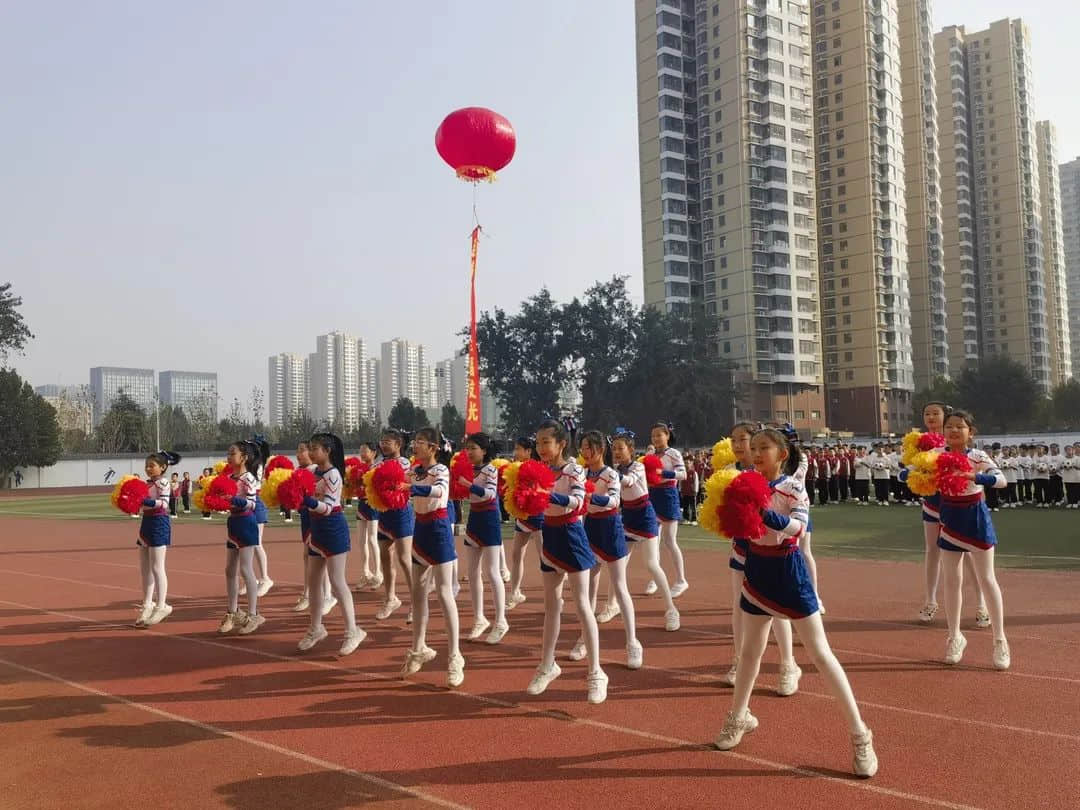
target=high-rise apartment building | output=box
[267,353,310,428]
[365,357,380,423]
[1036,122,1072,384]
[1060,157,1080,379]
[936,19,1050,391]
[379,338,426,422]
[636,0,826,433]
[89,367,155,427]
[159,371,218,420]
[812,0,914,433]
[899,0,947,390]
[309,331,361,431]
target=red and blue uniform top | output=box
[467,463,499,512]
[586,465,621,517]
[545,461,586,523]
[652,447,686,488]
[410,464,450,518]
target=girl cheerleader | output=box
[402,427,464,687]
[937,411,1010,670]
[714,428,877,778]
[355,441,383,591]
[219,440,266,635]
[457,432,509,645]
[507,436,542,610]
[526,419,608,704]
[134,450,181,627]
[612,430,680,632]
[374,428,416,621]
[250,436,274,597]
[645,423,689,598]
[721,424,798,694]
[297,432,366,656]
[577,430,641,669]
[292,441,333,614]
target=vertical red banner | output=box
[465,226,482,435]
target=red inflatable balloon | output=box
[436,107,516,182]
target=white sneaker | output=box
[237,613,265,635]
[974,607,991,629]
[817,601,826,616]
[134,603,154,627]
[467,617,491,641]
[202,515,212,520]
[993,638,1011,670]
[852,727,879,778]
[587,670,609,704]
[376,595,401,620]
[257,578,274,597]
[596,602,621,623]
[298,625,328,651]
[401,645,437,676]
[918,603,938,623]
[501,568,511,583]
[321,595,338,617]
[664,607,681,631]
[644,580,658,596]
[339,628,367,656]
[447,652,466,688]
[146,604,172,626]
[507,591,527,610]
[776,662,802,697]
[406,608,413,624]
[626,640,644,670]
[238,581,247,596]
[293,595,310,612]
[721,657,739,686]
[944,633,967,665]
[451,581,461,599]
[568,638,587,661]
[526,662,562,695]
[486,620,510,645]
[284,517,293,523]
[670,580,689,599]
[217,610,245,634]
[714,710,758,750]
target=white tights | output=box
[357,518,381,580]
[139,546,168,607]
[924,521,986,609]
[641,537,676,612]
[728,568,792,664]
[464,544,506,625]
[732,611,865,735]
[225,546,258,615]
[410,560,460,656]
[941,549,1006,641]
[254,525,269,580]
[658,520,687,586]
[299,546,331,600]
[509,529,539,596]
[540,569,601,674]
[588,555,636,645]
[380,536,414,604]
[308,553,357,635]
[801,532,820,598]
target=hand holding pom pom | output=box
[719,470,772,539]
[110,475,148,515]
[449,451,474,501]
[204,474,239,512]
[278,468,317,511]
[936,452,973,498]
[642,454,664,487]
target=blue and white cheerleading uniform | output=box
[138,476,172,548]
[740,475,819,619]
[938,449,1005,553]
[307,467,351,558]
[648,447,686,523]
[226,472,260,549]
[618,460,658,542]
[584,465,628,562]
[410,463,456,566]
[298,463,317,546]
[253,464,269,525]
[376,457,415,542]
[464,462,502,547]
[540,461,596,573]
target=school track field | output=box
[0,507,1078,809]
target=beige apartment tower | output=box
[1035,122,1072,384]
[811,0,914,434]
[636,0,826,434]
[1061,158,1080,379]
[935,19,1051,391]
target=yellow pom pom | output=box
[363,467,391,513]
[711,437,736,471]
[699,468,740,538]
[911,450,939,472]
[260,468,293,509]
[576,454,586,467]
[908,470,938,497]
[109,474,140,509]
[491,457,509,470]
[501,461,530,521]
[900,430,923,468]
[214,460,229,475]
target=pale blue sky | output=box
[4,1,1076,417]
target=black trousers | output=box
[168,496,177,517]
[817,478,829,504]
[986,486,1000,509]
[181,493,190,512]
[854,480,870,501]
[828,478,839,502]
[1004,482,1018,504]
[838,476,850,501]
[873,479,890,503]
[1019,479,1032,502]
[1066,482,1080,505]
[680,495,697,522]
[807,481,816,505]
[1050,475,1064,503]
[1034,479,1047,504]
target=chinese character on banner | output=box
[465,227,483,434]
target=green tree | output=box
[0,283,33,364]
[29,395,61,467]
[273,409,319,451]
[185,389,220,449]
[954,357,1038,432]
[96,391,149,453]
[1051,379,1080,429]
[440,402,466,441]
[914,375,959,411]
[151,405,193,451]
[387,397,430,431]
[0,369,62,484]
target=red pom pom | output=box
[449,451,474,501]
[372,459,409,511]
[936,451,972,498]
[642,454,664,487]
[278,468,317,511]
[578,478,597,518]
[917,432,946,452]
[514,460,556,516]
[720,470,772,539]
[116,478,150,515]
[349,461,370,496]
[496,464,508,496]
[265,455,295,474]
[204,473,239,512]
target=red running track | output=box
[0,516,1078,809]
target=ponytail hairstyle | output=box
[536,418,570,463]
[610,426,636,455]
[147,450,182,473]
[230,440,261,476]
[250,434,270,468]
[729,421,760,440]
[579,429,612,467]
[515,435,540,461]
[465,432,494,463]
[309,432,346,479]
[753,427,803,477]
[651,421,677,446]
